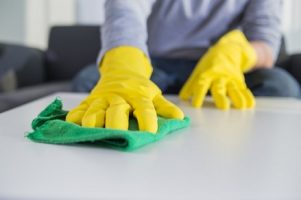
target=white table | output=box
[1,93,301,200]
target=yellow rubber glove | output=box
[179,30,257,110]
[66,46,184,133]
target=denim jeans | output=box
[72,58,301,98]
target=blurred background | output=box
[1,0,300,52]
[0,0,301,112]
[0,0,105,49]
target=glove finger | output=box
[211,79,230,110]
[66,101,89,125]
[132,98,158,133]
[82,98,108,128]
[227,81,247,109]
[241,88,256,108]
[153,94,184,119]
[106,95,131,130]
[192,77,211,108]
[180,63,206,101]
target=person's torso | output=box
[147,0,250,59]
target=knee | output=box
[247,68,301,98]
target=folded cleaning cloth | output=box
[27,99,190,151]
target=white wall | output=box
[25,0,76,49]
[76,0,105,25]
[24,0,48,49]
[0,0,26,44]
[0,0,76,49]
[282,0,301,54]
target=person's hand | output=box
[179,30,257,110]
[66,46,184,133]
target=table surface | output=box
[1,93,301,200]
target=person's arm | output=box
[67,0,184,133]
[98,0,157,63]
[242,0,283,70]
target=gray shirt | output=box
[99,0,282,62]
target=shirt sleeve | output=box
[97,0,157,64]
[241,0,283,60]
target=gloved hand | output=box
[66,46,184,133]
[179,30,257,110]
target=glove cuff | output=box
[99,46,153,78]
[217,30,257,72]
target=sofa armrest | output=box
[0,43,46,90]
[0,81,71,113]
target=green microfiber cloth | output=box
[27,99,190,151]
